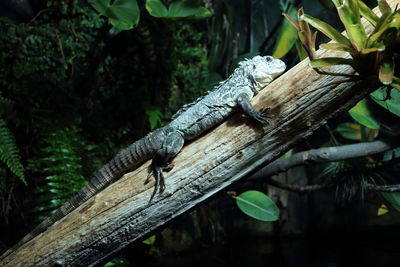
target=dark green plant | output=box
[89,0,212,31]
[0,93,24,184]
[0,119,25,184]
[28,127,89,221]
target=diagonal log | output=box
[1,1,398,265]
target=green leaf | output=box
[348,99,380,129]
[89,0,139,30]
[378,0,392,14]
[109,18,134,30]
[295,39,308,61]
[336,122,362,140]
[145,107,163,130]
[145,0,169,17]
[309,57,353,67]
[169,0,212,19]
[357,0,379,26]
[367,12,397,47]
[235,190,279,222]
[272,5,298,58]
[360,45,385,54]
[300,14,352,46]
[391,77,400,91]
[145,0,212,19]
[370,87,400,117]
[335,0,367,50]
[382,192,400,212]
[319,43,355,53]
[142,235,156,245]
[0,119,25,184]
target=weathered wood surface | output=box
[2,1,398,266]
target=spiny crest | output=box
[238,55,265,69]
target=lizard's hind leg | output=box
[146,131,185,201]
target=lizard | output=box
[1,55,285,258]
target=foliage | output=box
[348,99,380,129]
[272,3,299,58]
[0,119,25,184]
[165,23,209,118]
[89,0,140,30]
[322,160,382,201]
[89,0,212,31]
[145,0,212,19]
[0,93,25,183]
[234,190,280,221]
[285,0,400,89]
[370,86,400,116]
[28,127,90,221]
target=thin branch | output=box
[365,184,400,192]
[266,178,332,193]
[250,138,400,180]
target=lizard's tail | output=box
[0,129,164,260]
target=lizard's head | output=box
[240,55,286,90]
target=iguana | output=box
[1,55,285,258]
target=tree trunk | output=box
[2,1,398,266]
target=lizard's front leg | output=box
[236,93,271,124]
[145,131,184,201]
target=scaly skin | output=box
[1,55,285,258]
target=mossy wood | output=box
[2,1,398,266]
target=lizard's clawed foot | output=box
[252,107,271,125]
[146,163,174,202]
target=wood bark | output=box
[2,1,398,266]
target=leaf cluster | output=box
[285,0,400,89]
[89,0,212,31]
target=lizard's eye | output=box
[252,64,256,70]
[265,56,272,62]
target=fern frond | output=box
[0,119,25,184]
[30,126,88,220]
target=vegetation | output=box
[1,0,400,265]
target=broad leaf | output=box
[382,192,400,212]
[145,107,163,130]
[146,0,169,17]
[336,122,362,140]
[377,204,389,215]
[89,0,139,30]
[272,5,298,58]
[370,87,400,117]
[348,99,380,129]
[145,0,211,19]
[235,190,279,222]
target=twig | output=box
[365,184,400,192]
[250,138,400,180]
[266,178,331,193]
[28,8,57,25]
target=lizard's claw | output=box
[146,163,174,203]
[252,107,272,125]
